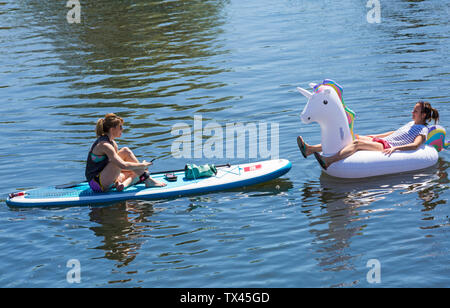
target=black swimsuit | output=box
[85,135,113,191]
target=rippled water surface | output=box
[0,0,449,287]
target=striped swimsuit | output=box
[382,121,428,147]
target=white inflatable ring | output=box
[297,79,445,179]
[322,145,438,178]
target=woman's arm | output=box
[382,135,425,155]
[369,131,395,138]
[102,143,151,171]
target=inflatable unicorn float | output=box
[297,79,448,178]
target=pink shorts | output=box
[372,137,391,149]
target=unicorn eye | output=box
[323,100,328,105]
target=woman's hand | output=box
[382,147,397,156]
[142,160,153,167]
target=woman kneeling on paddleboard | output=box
[85,113,166,192]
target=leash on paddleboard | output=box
[50,162,231,190]
[47,161,232,190]
[151,163,231,175]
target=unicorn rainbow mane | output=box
[313,79,356,140]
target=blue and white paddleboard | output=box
[6,159,291,207]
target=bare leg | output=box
[297,136,322,157]
[356,135,373,142]
[306,144,322,156]
[98,162,123,191]
[117,147,166,188]
[298,135,374,158]
[114,147,144,190]
[321,139,383,168]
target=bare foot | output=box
[145,177,167,188]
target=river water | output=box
[0,0,449,287]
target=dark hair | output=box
[95,113,124,137]
[417,101,439,124]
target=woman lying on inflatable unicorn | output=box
[296,79,448,178]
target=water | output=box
[0,0,449,287]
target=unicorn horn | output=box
[297,87,313,99]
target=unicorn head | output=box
[298,79,355,156]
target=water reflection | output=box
[23,0,230,97]
[301,161,448,276]
[86,178,292,270]
[17,0,235,157]
[88,201,156,267]
[2,0,448,287]
[231,178,293,197]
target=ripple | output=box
[0,0,449,288]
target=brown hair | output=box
[417,101,439,124]
[95,113,124,137]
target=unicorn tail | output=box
[425,125,449,152]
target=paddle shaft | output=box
[151,163,231,175]
[55,163,232,189]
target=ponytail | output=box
[94,113,124,137]
[430,107,440,124]
[417,101,440,124]
[96,118,105,137]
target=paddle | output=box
[55,163,232,189]
[151,163,231,175]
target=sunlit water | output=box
[0,0,449,287]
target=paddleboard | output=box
[6,159,291,207]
